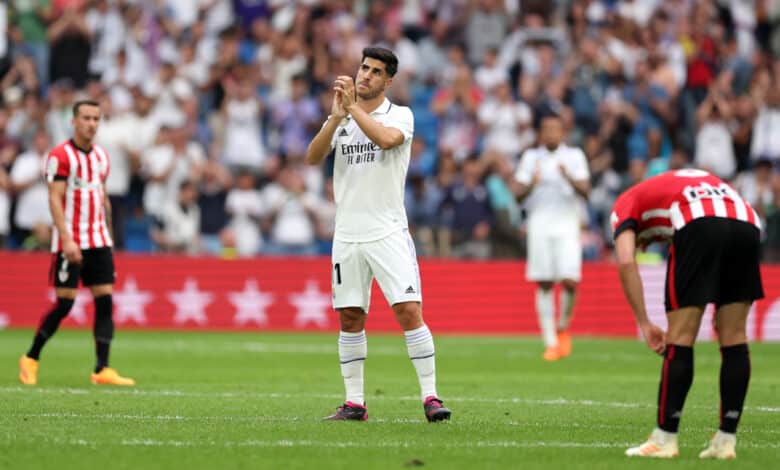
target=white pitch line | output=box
[15,437,780,450]
[4,412,423,424]
[0,386,777,414]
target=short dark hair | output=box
[362,47,399,77]
[72,100,100,117]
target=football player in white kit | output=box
[305,47,450,422]
[512,115,590,361]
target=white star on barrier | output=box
[113,276,154,325]
[168,278,213,326]
[290,280,331,328]
[229,278,275,327]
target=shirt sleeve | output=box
[610,193,639,240]
[514,150,534,185]
[45,152,70,183]
[386,106,414,143]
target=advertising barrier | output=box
[0,253,778,341]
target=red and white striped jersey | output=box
[45,139,113,252]
[611,169,760,243]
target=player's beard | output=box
[357,83,384,100]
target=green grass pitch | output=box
[0,329,778,469]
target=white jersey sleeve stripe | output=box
[669,202,685,229]
[641,209,670,220]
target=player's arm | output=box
[615,229,665,355]
[507,152,539,203]
[335,76,404,150]
[560,167,590,198]
[305,93,346,166]
[103,183,114,243]
[48,180,82,263]
[344,103,404,149]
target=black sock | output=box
[657,344,694,433]
[719,343,751,433]
[93,295,114,373]
[27,298,75,360]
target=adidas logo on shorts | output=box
[405,286,415,294]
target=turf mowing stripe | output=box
[1,386,778,413]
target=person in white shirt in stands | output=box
[511,114,590,361]
[151,180,201,255]
[225,169,263,257]
[260,164,319,256]
[220,77,268,173]
[305,47,451,423]
[10,129,52,244]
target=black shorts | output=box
[49,247,115,288]
[665,217,764,311]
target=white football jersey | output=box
[515,144,589,235]
[328,98,414,242]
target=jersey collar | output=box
[369,98,393,115]
[69,139,93,154]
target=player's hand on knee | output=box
[640,322,666,356]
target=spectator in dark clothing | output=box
[439,157,493,259]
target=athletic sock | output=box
[657,344,694,433]
[719,343,750,434]
[405,325,437,400]
[536,288,557,347]
[558,288,576,331]
[93,295,114,373]
[27,298,75,360]
[339,330,367,405]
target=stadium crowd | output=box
[3,0,780,260]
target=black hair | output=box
[72,100,100,117]
[361,47,399,77]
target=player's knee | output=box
[561,279,578,291]
[537,281,554,291]
[338,308,366,332]
[393,302,422,329]
[715,324,747,347]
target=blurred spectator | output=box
[260,164,319,256]
[439,157,493,259]
[8,0,53,85]
[219,77,269,173]
[466,0,508,66]
[271,74,320,159]
[151,180,201,254]
[142,124,206,219]
[478,81,533,159]
[45,78,76,145]
[750,86,780,164]
[405,170,443,257]
[9,128,50,245]
[225,169,263,257]
[47,4,91,88]
[485,152,523,258]
[313,177,336,255]
[198,159,233,256]
[474,48,507,93]
[431,64,483,162]
[694,88,736,180]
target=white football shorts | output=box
[526,229,582,282]
[332,229,422,313]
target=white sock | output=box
[559,288,576,331]
[339,330,366,405]
[405,325,437,401]
[536,288,557,347]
